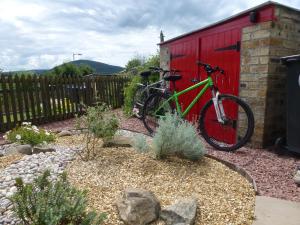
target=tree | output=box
[46,63,94,77]
[123,52,160,115]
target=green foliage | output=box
[125,58,143,74]
[45,63,94,77]
[123,75,142,116]
[83,103,119,139]
[123,53,160,116]
[75,103,119,160]
[11,170,106,225]
[4,122,55,146]
[132,134,149,153]
[152,113,205,161]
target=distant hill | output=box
[5,60,124,75]
[4,69,48,75]
[69,60,124,74]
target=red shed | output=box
[159,1,300,148]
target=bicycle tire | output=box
[142,92,173,134]
[133,86,148,119]
[199,94,254,151]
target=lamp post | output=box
[73,53,82,61]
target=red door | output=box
[169,39,200,122]
[199,29,241,143]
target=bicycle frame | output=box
[137,79,166,96]
[155,76,214,118]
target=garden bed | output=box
[65,135,255,225]
[0,154,23,173]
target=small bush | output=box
[123,75,141,116]
[75,103,119,160]
[152,113,205,161]
[11,170,106,225]
[132,134,149,153]
[4,122,55,146]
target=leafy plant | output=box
[4,122,55,146]
[11,170,106,225]
[123,75,142,116]
[123,53,160,116]
[152,113,206,161]
[132,134,149,153]
[75,103,119,160]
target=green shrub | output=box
[79,103,119,140]
[4,122,55,146]
[132,134,149,153]
[123,53,160,116]
[11,170,106,225]
[123,75,141,116]
[152,113,205,161]
[75,103,119,160]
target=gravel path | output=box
[0,145,78,224]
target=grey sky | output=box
[0,0,299,71]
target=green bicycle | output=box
[142,61,254,151]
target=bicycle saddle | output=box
[140,71,151,77]
[163,75,182,82]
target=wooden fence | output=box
[0,75,129,132]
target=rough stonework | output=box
[240,6,300,147]
[116,188,161,225]
[160,198,197,225]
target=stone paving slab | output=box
[253,196,300,225]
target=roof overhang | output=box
[159,1,300,45]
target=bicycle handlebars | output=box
[196,61,224,74]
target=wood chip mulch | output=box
[0,154,23,172]
[66,140,255,225]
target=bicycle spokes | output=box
[202,97,250,147]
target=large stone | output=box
[57,130,72,137]
[16,145,32,155]
[116,188,160,225]
[6,144,32,155]
[103,136,132,148]
[32,146,55,154]
[294,170,300,185]
[160,198,197,225]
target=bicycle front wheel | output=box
[133,86,147,119]
[142,93,173,134]
[199,94,254,151]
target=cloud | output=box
[0,0,299,71]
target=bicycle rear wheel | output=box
[142,93,173,134]
[199,94,254,151]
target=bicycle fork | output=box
[211,89,226,124]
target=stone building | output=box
[159,1,300,148]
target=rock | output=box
[32,147,55,154]
[160,198,197,225]
[6,145,32,155]
[57,130,72,137]
[102,136,132,148]
[16,145,32,155]
[294,170,300,185]
[0,152,3,157]
[116,188,160,225]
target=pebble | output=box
[0,144,78,224]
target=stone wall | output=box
[160,45,170,73]
[240,6,300,147]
